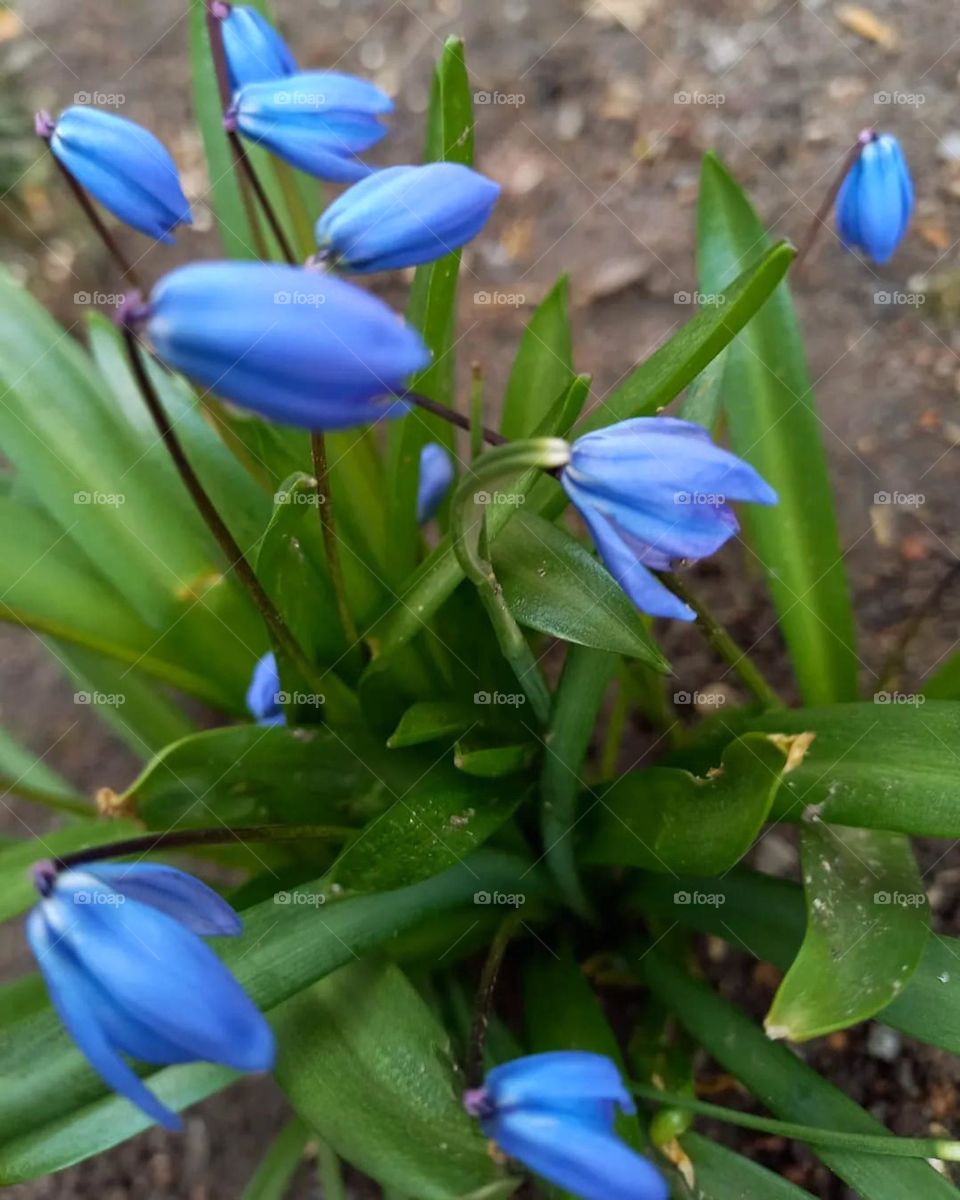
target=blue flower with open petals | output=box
[143,262,430,429]
[216,3,297,91]
[417,443,455,523]
[836,132,913,264]
[464,1051,668,1200]
[246,651,285,725]
[27,860,273,1130]
[561,417,777,621]
[227,71,392,182]
[39,107,192,243]
[316,163,501,273]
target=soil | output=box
[2,0,960,1195]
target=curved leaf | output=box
[500,276,574,439]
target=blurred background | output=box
[2,0,959,1194]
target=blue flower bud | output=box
[143,262,430,429]
[215,2,297,91]
[315,163,501,273]
[464,1051,668,1200]
[561,417,777,621]
[246,651,285,725]
[227,72,392,182]
[836,131,914,264]
[416,442,455,523]
[27,860,274,1129]
[39,107,192,243]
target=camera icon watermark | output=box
[674,90,725,107]
[873,290,925,308]
[474,290,526,308]
[673,690,727,708]
[74,690,126,707]
[474,690,526,707]
[73,889,126,906]
[274,890,327,906]
[274,290,326,307]
[74,490,126,507]
[474,890,525,907]
[74,90,125,108]
[274,489,325,506]
[276,691,325,708]
[474,489,525,507]
[674,490,726,506]
[474,90,526,107]
[874,90,925,108]
[873,691,925,707]
[873,890,927,908]
[873,490,924,507]
[673,290,726,307]
[74,291,125,307]
[673,890,726,907]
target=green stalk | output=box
[631,1083,960,1161]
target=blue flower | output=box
[227,72,392,182]
[246,651,285,725]
[561,417,777,621]
[464,1051,668,1200]
[215,2,297,91]
[417,442,455,523]
[836,132,913,264]
[143,262,430,429]
[315,163,501,274]
[27,860,274,1130]
[38,107,192,243]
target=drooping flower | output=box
[417,442,455,523]
[27,859,274,1130]
[464,1051,668,1200]
[140,262,430,429]
[560,417,777,621]
[226,72,392,182]
[315,163,501,274]
[214,2,297,92]
[246,651,285,725]
[37,107,192,243]
[835,131,913,264]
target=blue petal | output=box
[246,650,285,724]
[416,442,455,523]
[484,1106,668,1200]
[50,872,275,1074]
[485,1051,635,1117]
[27,905,182,1130]
[85,863,243,937]
[221,5,297,91]
[233,72,391,181]
[147,263,430,430]
[51,107,192,243]
[316,163,501,273]
[565,486,696,620]
[835,134,913,264]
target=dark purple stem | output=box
[794,129,873,274]
[407,391,507,446]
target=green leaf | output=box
[642,953,958,1200]
[575,241,795,435]
[388,701,477,749]
[631,867,960,1056]
[275,961,515,1200]
[682,1133,816,1199]
[241,1117,309,1200]
[0,726,85,814]
[922,653,960,699]
[331,766,522,891]
[696,154,856,705]
[765,823,928,1041]
[453,740,535,778]
[385,36,473,584]
[372,375,590,657]
[491,510,668,666]
[500,276,574,439]
[677,351,726,430]
[189,0,255,257]
[0,819,140,924]
[122,725,393,829]
[586,733,810,874]
[0,852,539,1156]
[541,646,617,914]
[710,701,960,837]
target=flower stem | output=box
[310,432,359,648]
[408,390,506,446]
[41,141,142,288]
[794,130,871,273]
[227,131,297,265]
[657,572,782,708]
[120,328,358,723]
[466,911,522,1088]
[630,1082,960,1161]
[51,822,357,871]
